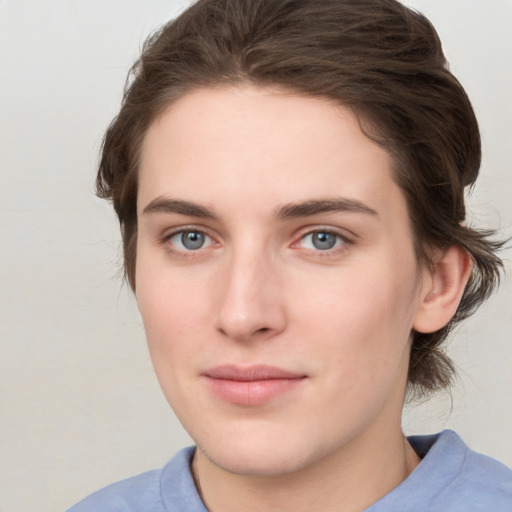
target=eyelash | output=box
[160,227,217,258]
[292,228,352,258]
[160,226,353,259]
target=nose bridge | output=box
[215,237,286,341]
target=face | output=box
[136,85,430,476]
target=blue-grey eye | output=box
[182,231,205,250]
[169,230,211,251]
[301,231,344,251]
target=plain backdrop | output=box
[0,1,511,511]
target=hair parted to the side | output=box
[97,0,504,398]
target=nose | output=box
[214,245,287,342]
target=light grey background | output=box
[0,1,510,511]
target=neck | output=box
[192,424,420,512]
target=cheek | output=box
[138,289,203,357]
[135,254,199,362]
[292,256,421,371]
[135,271,201,410]
[136,240,211,328]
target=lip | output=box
[203,365,307,406]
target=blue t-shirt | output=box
[67,430,512,511]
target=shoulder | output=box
[66,468,163,512]
[369,430,512,512]
[66,446,205,512]
[447,434,512,509]
[410,430,512,511]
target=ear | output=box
[413,246,472,334]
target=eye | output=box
[299,230,346,251]
[168,229,213,251]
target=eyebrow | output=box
[142,197,219,220]
[141,196,378,221]
[276,198,378,219]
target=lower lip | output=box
[205,377,304,406]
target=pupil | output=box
[182,231,204,250]
[313,232,336,250]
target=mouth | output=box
[203,364,307,406]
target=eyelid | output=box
[290,226,354,254]
[159,224,353,256]
[293,225,354,243]
[160,225,220,254]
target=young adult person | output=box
[67,0,512,510]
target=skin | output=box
[135,85,469,512]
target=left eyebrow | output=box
[275,198,378,220]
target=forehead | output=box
[138,85,407,227]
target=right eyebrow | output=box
[141,197,219,220]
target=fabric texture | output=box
[67,430,512,511]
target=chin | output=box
[194,424,337,478]
[202,445,311,477]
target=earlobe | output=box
[413,246,472,334]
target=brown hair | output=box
[97,0,504,397]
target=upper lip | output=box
[204,365,306,381]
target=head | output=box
[98,0,503,400]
